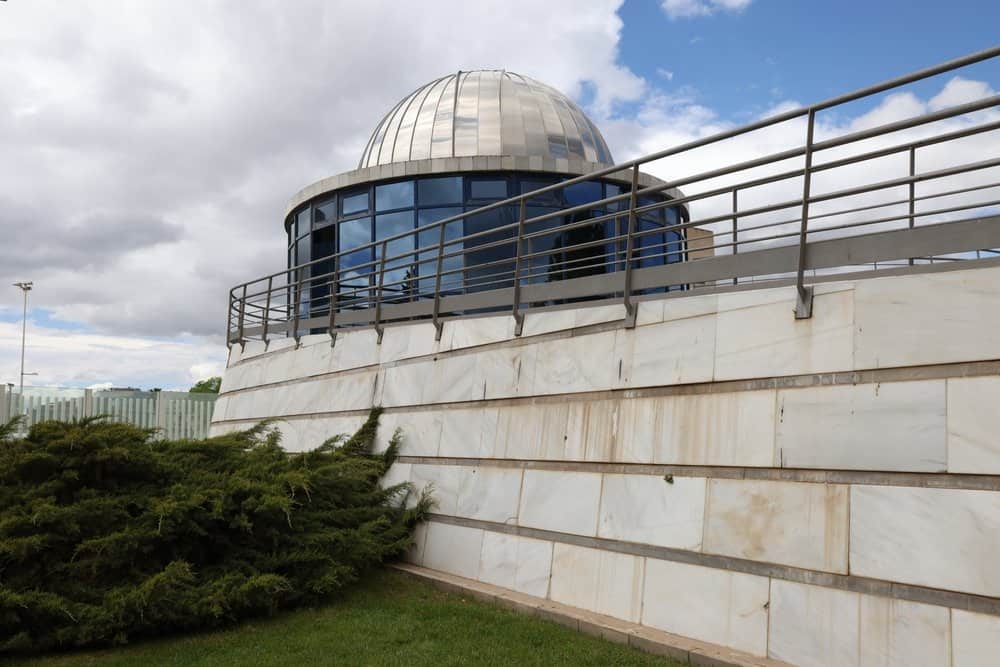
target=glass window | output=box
[464,206,517,292]
[295,234,310,266]
[564,181,603,206]
[312,225,335,261]
[313,197,337,229]
[469,178,508,201]
[418,176,463,206]
[375,211,416,299]
[341,189,369,216]
[418,208,464,295]
[519,177,561,207]
[376,180,414,211]
[338,216,372,253]
[296,209,310,238]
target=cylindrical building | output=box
[281,70,699,317]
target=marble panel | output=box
[330,328,380,372]
[776,380,946,472]
[478,532,553,598]
[613,397,658,463]
[445,315,514,351]
[572,303,627,328]
[375,410,442,456]
[768,579,859,667]
[948,376,1000,474]
[565,399,618,462]
[378,322,439,364]
[497,403,570,460]
[622,314,716,388]
[519,309,579,338]
[597,474,706,550]
[654,390,777,467]
[635,293,718,327]
[424,354,482,404]
[704,479,849,573]
[855,266,1000,369]
[548,544,645,623]
[421,521,484,580]
[715,288,854,381]
[768,579,951,667]
[377,362,426,407]
[268,414,368,453]
[953,609,1000,667]
[409,464,463,515]
[642,557,770,656]
[517,470,602,536]
[530,331,621,396]
[241,340,268,359]
[479,345,536,399]
[455,467,523,524]
[858,595,950,667]
[438,406,500,458]
[850,485,1000,596]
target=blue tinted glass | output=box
[375,211,416,295]
[519,177,561,207]
[522,207,562,284]
[338,217,371,252]
[564,181,603,206]
[313,198,336,228]
[417,208,463,294]
[375,210,414,241]
[341,189,369,216]
[375,180,414,211]
[418,176,462,206]
[469,178,508,200]
[464,206,517,292]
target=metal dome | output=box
[358,70,615,169]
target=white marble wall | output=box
[948,376,1000,474]
[768,579,951,667]
[703,479,849,573]
[850,485,1000,597]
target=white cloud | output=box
[661,0,753,19]
[0,0,644,388]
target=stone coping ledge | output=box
[392,562,791,667]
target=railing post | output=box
[290,269,302,344]
[226,289,235,349]
[261,276,273,347]
[908,146,916,266]
[374,240,387,344]
[511,198,527,336]
[794,109,816,319]
[328,254,340,347]
[431,221,447,341]
[237,283,247,349]
[621,164,640,328]
[732,188,739,286]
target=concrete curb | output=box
[392,562,793,667]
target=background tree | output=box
[189,376,222,393]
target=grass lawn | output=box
[14,568,681,666]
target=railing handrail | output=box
[227,45,1000,346]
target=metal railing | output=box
[227,45,1000,347]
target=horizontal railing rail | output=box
[227,45,1000,346]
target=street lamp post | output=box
[12,281,33,397]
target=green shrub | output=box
[0,408,429,654]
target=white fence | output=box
[0,386,217,440]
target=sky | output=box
[0,0,997,390]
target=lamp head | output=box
[12,281,32,291]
